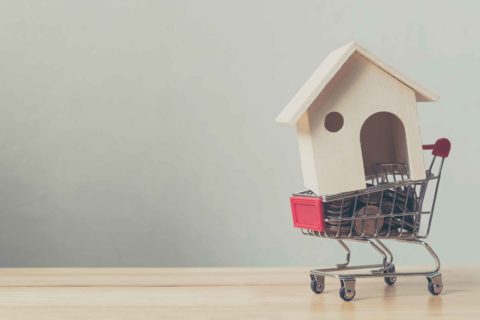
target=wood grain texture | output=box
[0,267,478,319]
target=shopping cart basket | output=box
[290,138,451,301]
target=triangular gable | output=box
[276,42,438,126]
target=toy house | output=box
[276,42,438,195]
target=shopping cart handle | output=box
[423,138,451,158]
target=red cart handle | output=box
[423,138,451,158]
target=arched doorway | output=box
[360,112,409,178]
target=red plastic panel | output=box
[290,196,324,231]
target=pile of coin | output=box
[382,186,418,233]
[323,186,419,237]
[324,198,354,236]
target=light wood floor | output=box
[0,267,478,319]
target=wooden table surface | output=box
[0,267,478,319]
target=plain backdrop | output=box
[0,0,475,267]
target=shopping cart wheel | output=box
[339,278,356,301]
[427,273,443,295]
[310,275,325,294]
[384,264,397,286]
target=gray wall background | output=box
[0,0,476,266]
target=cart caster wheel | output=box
[310,275,324,294]
[384,265,397,286]
[339,286,355,301]
[384,276,397,286]
[427,274,443,295]
[339,278,356,301]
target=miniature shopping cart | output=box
[290,138,451,301]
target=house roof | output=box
[276,41,438,125]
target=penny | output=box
[325,199,354,212]
[358,191,382,205]
[379,200,395,214]
[384,188,407,202]
[325,224,353,236]
[325,219,351,226]
[354,205,384,236]
[324,198,355,226]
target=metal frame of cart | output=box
[291,138,451,301]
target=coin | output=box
[325,224,353,236]
[354,205,384,236]
[325,198,354,211]
[390,218,416,232]
[325,218,351,227]
[324,198,354,221]
[384,188,407,202]
[358,191,382,205]
[379,200,395,214]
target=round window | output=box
[324,112,344,132]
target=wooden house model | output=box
[276,42,437,196]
